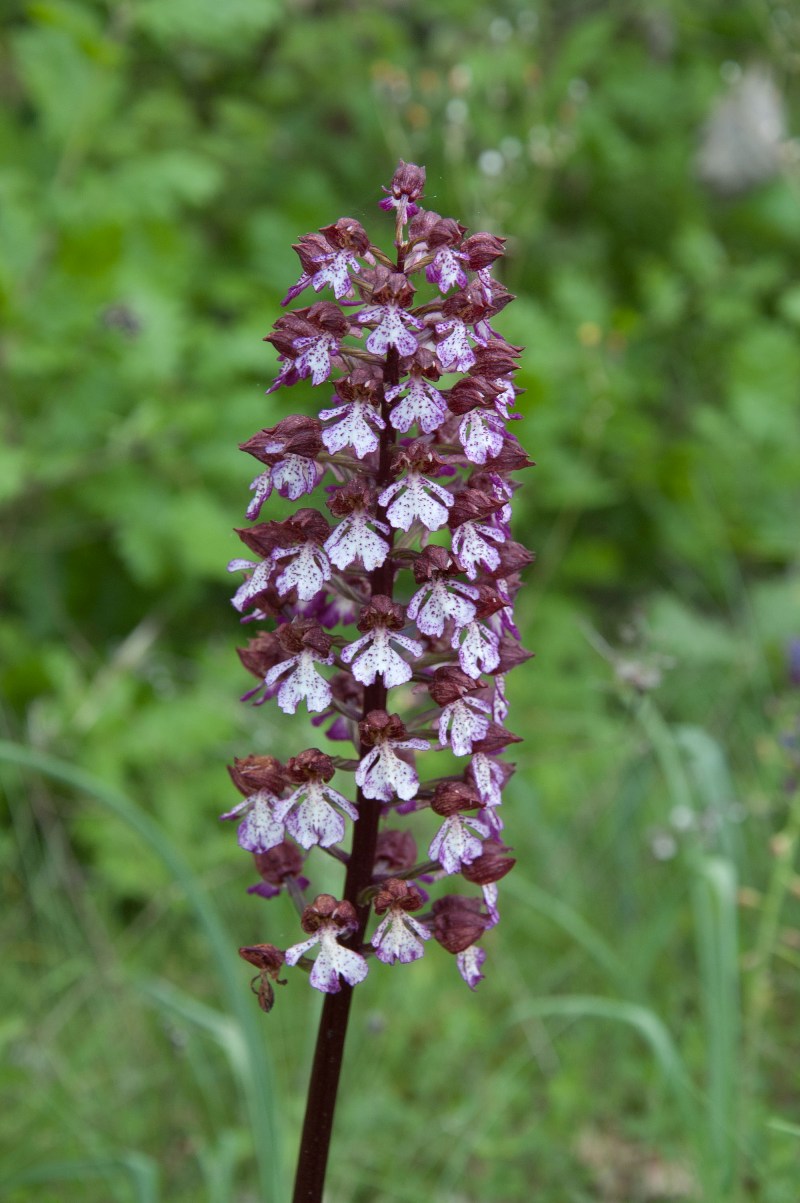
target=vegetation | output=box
[2,1,799,1199]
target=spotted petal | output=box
[386,377,448,434]
[408,579,478,638]
[264,650,333,715]
[324,513,390,571]
[356,738,428,802]
[310,929,369,993]
[372,910,431,965]
[274,543,331,600]
[378,474,453,532]
[452,620,500,677]
[272,455,323,500]
[438,696,491,757]
[428,813,490,874]
[220,790,293,854]
[320,400,384,458]
[451,521,504,579]
[457,944,487,990]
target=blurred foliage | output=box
[2,0,800,1199]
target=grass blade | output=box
[0,739,284,1202]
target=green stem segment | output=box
[291,346,400,1203]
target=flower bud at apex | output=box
[385,160,426,203]
[224,161,533,1006]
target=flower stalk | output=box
[223,162,531,1202]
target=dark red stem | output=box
[291,346,400,1203]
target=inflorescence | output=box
[226,162,533,1000]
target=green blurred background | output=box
[2,0,800,1199]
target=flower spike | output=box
[224,163,532,1014]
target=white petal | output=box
[347,629,413,687]
[272,455,322,500]
[311,249,358,299]
[324,514,390,571]
[483,882,500,927]
[492,675,508,723]
[321,783,359,820]
[340,631,371,665]
[365,305,421,357]
[469,752,505,810]
[428,814,488,873]
[436,319,476,372]
[393,738,430,752]
[276,544,330,601]
[457,945,486,990]
[439,698,491,757]
[383,475,452,533]
[377,477,403,508]
[246,470,273,519]
[229,559,272,612]
[321,399,383,458]
[236,791,292,853]
[428,247,468,293]
[453,621,500,677]
[417,491,452,532]
[451,522,503,579]
[372,911,430,965]
[294,334,335,385]
[459,411,505,465]
[309,929,368,992]
[269,651,332,715]
[355,746,382,795]
[285,783,347,849]
[392,632,425,657]
[388,377,448,434]
[356,742,419,802]
[284,933,320,966]
[410,580,477,638]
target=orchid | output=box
[222,162,532,1202]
